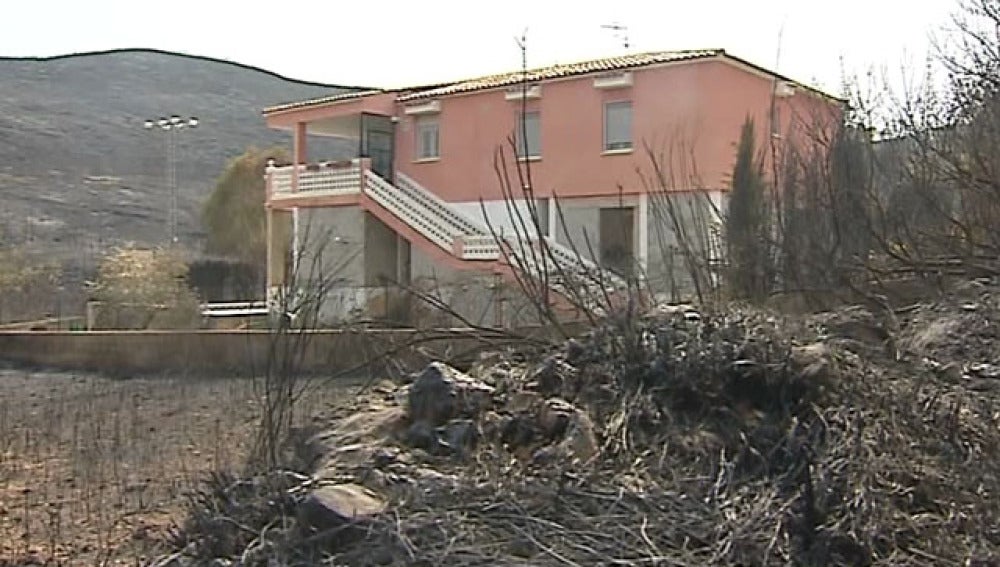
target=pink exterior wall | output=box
[263,58,842,203]
[393,59,841,202]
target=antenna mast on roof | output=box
[601,23,629,50]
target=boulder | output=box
[408,362,495,425]
[298,484,386,532]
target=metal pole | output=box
[170,128,178,244]
[164,131,172,243]
[144,116,197,246]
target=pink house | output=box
[261,49,842,323]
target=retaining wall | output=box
[0,327,561,376]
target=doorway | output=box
[360,113,395,182]
[599,206,635,276]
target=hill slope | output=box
[0,49,359,273]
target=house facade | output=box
[261,49,842,325]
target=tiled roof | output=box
[396,49,724,102]
[263,48,840,115]
[263,89,387,114]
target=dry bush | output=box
[0,246,62,323]
[90,245,201,330]
[155,291,1000,565]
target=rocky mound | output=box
[159,300,1000,566]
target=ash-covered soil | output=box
[158,280,1000,566]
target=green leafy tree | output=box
[202,146,288,267]
[726,117,770,301]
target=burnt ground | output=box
[0,368,361,565]
[159,280,1000,566]
[2,279,1000,565]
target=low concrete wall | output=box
[0,327,562,376]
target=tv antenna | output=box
[601,23,629,49]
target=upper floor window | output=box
[515,111,541,158]
[604,101,632,151]
[415,116,439,160]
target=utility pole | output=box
[143,115,199,244]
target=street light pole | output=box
[143,115,198,244]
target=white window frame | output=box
[515,111,541,159]
[415,116,439,160]
[603,100,633,152]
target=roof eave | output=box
[396,49,725,103]
[262,89,389,116]
[717,53,845,103]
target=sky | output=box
[1,0,956,95]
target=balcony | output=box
[267,159,364,201]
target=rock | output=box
[467,351,510,381]
[821,307,889,345]
[440,419,479,457]
[408,365,455,424]
[412,467,459,490]
[645,301,697,319]
[499,414,537,448]
[358,468,390,490]
[404,421,441,452]
[938,361,963,382]
[371,447,400,468]
[331,406,409,442]
[479,410,505,441]
[312,444,378,479]
[538,398,575,438]
[790,342,832,380]
[565,338,587,364]
[299,484,386,531]
[531,444,565,465]
[408,362,495,425]
[507,391,542,413]
[967,362,1000,379]
[558,409,599,463]
[508,536,539,558]
[526,356,570,395]
[371,379,398,395]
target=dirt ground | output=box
[0,367,360,565]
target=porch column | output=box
[292,121,308,192]
[638,192,649,271]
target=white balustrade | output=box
[459,235,502,260]
[395,173,490,236]
[362,170,460,252]
[269,168,293,194]
[268,161,362,197]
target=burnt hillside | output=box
[0,48,359,272]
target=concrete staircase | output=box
[268,161,627,312]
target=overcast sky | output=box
[2,0,955,95]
